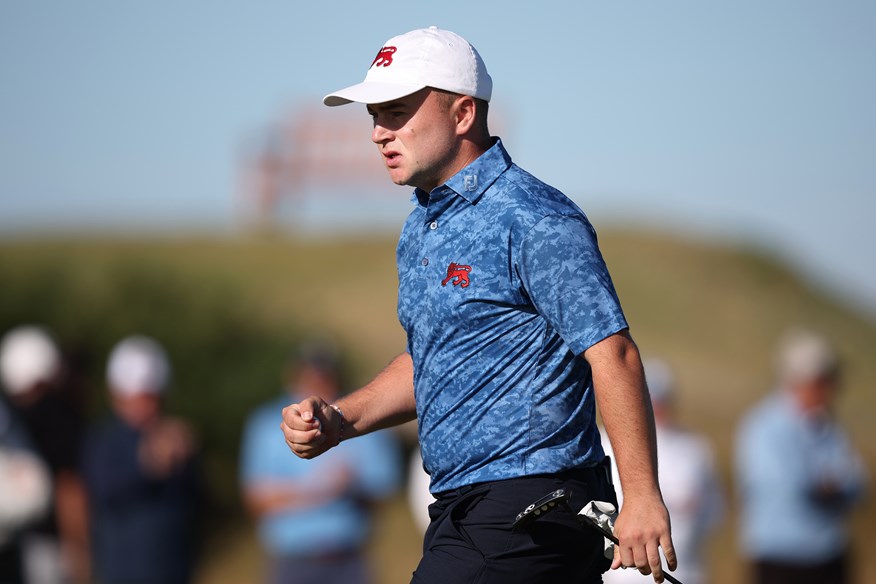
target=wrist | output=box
[329,404,346,444]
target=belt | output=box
[434,456,613,501]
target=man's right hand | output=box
[281,397,342,459]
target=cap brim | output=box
[323,81,427,107]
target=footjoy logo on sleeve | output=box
[441,263,471,288]
[371,46,397,67]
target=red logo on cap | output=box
[371,46,396,67]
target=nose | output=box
[372,122,391,145]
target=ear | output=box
[453,95,477,136]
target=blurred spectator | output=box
[240,342,401,584]
[0,325,89,584]
[602,358,725,584]
[0,392,52,583]
[406,448,435,536]
[82,335,202,584]
[735,328,867,584]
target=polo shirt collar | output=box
[413,138,512,206]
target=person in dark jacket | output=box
[1,325,88,583]
[82,335,202,584]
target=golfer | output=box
[282,26,675,583]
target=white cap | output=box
[643,358,675,404]
[776,328,838,384]
[107,335,170,396]
[324,26,492,107]
[0,326,61,396]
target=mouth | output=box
[382,150,401,168]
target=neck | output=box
[456,139,490,172]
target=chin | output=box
[387,173,411,187]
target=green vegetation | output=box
[0,231,872,583]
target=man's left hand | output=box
[611,493,676,583]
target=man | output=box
[0,389,51,583]
[82,335,202,584]
[0,325,89,584]
[735,328,867,584]
[240,342,400,584]
[602,358,724,584]
[282,26,675,583]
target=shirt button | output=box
[429,221,438,230]
[421,257,429,266]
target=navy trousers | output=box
[412,461,617,584]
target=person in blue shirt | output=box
[735,328,867,584]
[240,342,401,584]
[281,27,675,584]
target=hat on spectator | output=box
[776,327,838,384]
[107,335,170,396]
[643,357,675,405]
[324,26,492,106]
[0,326,61,396]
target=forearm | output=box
[244,483,335,517]
[283,353,416,459]
[587,331,660,499]
[335,352,417,438]
[586,331,676,579]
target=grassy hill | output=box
[1,230,873,583]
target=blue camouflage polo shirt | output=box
[397,139,628,493]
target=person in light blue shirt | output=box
[282,26,676,584]
[241,343,401,584]
[735,328,867,584]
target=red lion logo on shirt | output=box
[441,263,471,288]
[371,46,396,67]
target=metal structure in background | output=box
[237,104,396,230]
[238,102,508,230]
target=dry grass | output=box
[4,230,873,583]
[187,229,874,584]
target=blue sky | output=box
[1,1,874,316]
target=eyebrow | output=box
[367,100,408,114]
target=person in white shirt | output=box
[602,358,724,584]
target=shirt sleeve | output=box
[517,213,628,354]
